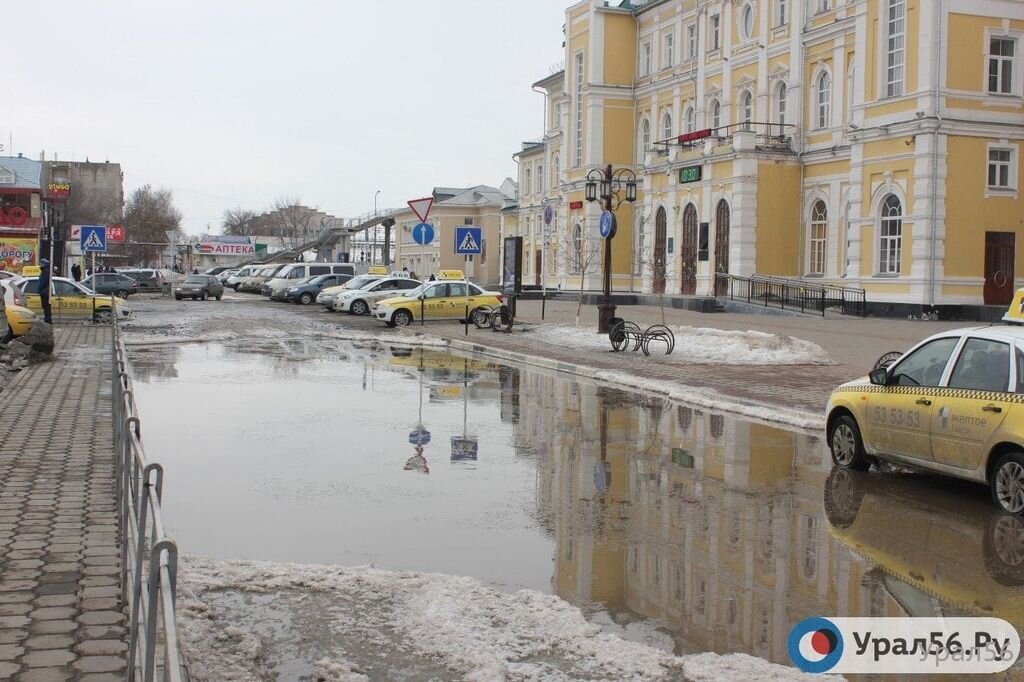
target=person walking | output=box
[409,270,418,280]
[70,262,81,282]
[38,258,52,324]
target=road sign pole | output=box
[464,255,469,336]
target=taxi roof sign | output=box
[21,266,41,277]
[367,266,389,275]
[1004,288,1024,324]
[439,270,465,281]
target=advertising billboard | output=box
[502,236,522,294]
[0,237,37,274]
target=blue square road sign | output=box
[81,225,107,253]
[455,226,482,255]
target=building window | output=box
[776,82,788,126]
[878,194,902,274]
[552,154,560,188]
[817,0,831,12]
[847,64,856,123]
[640,118,651,151]
[816,71,832,129]
[775,0,787,27]
[988,146,1015,190]
[686,24,697,60]
[886,0,905,97]
[684,106,695,133]
[710,99,721,130]
[572,224,583,273]
[740,4,755,40]
[710,15,721,51]
[537,164,543,194]
[809,200,827,275]
[663,111,673,140]
[575,52,584,167]
[524,168,531,195]
[664,31,675,69]
[989,37,1016,95]
[739,90,753,130]
[641,41,652,76]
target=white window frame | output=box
[710,99,722,130]
[775,0,788,27]
[574,51,585,167]
[986,141,1018,196]
[877,194,903,275]
[740,3,755,41]
[662,111,673,141]
[816,0,831,13]
[552,154,560,189]
[987,33,1020,97]
[739,89,753,129]
[885,0,905,98]
[808,200,827,275]
[684,105,695,133]
[710,14,721,51]
[640,118,651,152]
[641,40,652,77]
[524,168,531,196]
[664,30,675,69]
[776,82,788,126]
[686,24,697,60]
[536,164,543,194]
[816,70,832,129]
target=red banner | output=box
[678,129,712,144]
[107,225,125,242]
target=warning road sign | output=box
[80,225,107,253]
[455,226,482,255]
[407,197,434,223]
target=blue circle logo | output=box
[599,210,617,239]
[788,617,843,673]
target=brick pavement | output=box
[0,325,126,682]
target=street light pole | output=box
[585,163,637,333]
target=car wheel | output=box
[216,294,223,301]
[350,300,368,316]
[93,309,113,324]
[983,512,1024,586]
[392,310,413,327]
[299,292,314,305]
[470,307,490,328]
[828,415,870,471]
[175,295,182,301]
[823,467,866,529]
[991,451,1024,515]
[201,291,208,301]
[116,289,129,298]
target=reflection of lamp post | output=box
[584,164,638,333]
[451,357,479,463]
[405,348,431,474]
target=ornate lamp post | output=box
[585,164,638,333]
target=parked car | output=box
[335,276,421,315]
[80,273,140,298]
[239,265,284,293]
[316,273,387,310]
[373,271,502,327]
[217,269,239,285]
[120,269,165,292]
[174,275,224,301]
[3,303,38,343]
[1,278,27,308]
[204,266,233,277]
[284,273,353,305]
[17,277,132,322]
[226,266,257,290]
[262,262,357,298]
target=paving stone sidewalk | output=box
[0,325,126,681]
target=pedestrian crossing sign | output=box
[80,225,107,253]
[455,226,482,255]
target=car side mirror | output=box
[869,367,890,386]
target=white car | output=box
[226,266,258,290]
[334,276,421,315]
[1,277,27,308]
[315,274,386,310]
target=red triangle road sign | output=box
[407,197,434,223]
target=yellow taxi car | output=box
[373,270,503,327]
[826,300,1024,513]
[3,304,39,342]
[17,276,131,322]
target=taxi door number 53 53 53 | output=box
[873,406,922,429]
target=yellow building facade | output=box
[510,0,1024,313]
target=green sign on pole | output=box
[679,166,703,184]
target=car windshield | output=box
[184,276,206,284]
[341,276,378,290]
[293,276,316,286]
[308,275,333,285]
[402,284,427,298]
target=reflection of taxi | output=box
[824,467,1024,622]
[4,304,39,342]
[316,272,387,311]
[826,324,1024,513]
[335,274,420,315]
[17,276,132,321]
[373,271,503,327]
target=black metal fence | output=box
[715,273,867,317]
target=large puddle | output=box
[129,337,1024,676]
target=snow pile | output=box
[177,555,834,681]
[529,324,832,365]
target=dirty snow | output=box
[178,555,835,682]
[528,323,832,365]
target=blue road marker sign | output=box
[412,222,435,246]
[455,226,483,255]
[408,426,432,445]
[598,210,617,239]
[80,225,107,252]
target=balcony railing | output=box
[655,122,795,154]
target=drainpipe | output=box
[928,0,943,309]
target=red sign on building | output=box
[678,129,712,144]
[46,182,71,201]
[107,225,125,242]
[569,200,584,210]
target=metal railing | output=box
[715,273,867,317]
[111,308,184,682]
[655,121,795,153]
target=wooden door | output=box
[714,200,730,296]
[680,204,698,295]
[653,207,667,294]
[984,231,1015,305]
[535,250,542,287]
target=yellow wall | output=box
[603,13,637,87]
[603,99,636,166]
[756,161,800,275]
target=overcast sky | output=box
[7,1,567,235]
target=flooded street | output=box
[126,330,1024,679]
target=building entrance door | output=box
[714,200,730,296]
[680,204,698,295]
[984,231,1015,305]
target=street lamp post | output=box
[585,164,638,333]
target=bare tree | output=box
[121,185,183,264]
[271,197,320,251]
[221,207,260,236]
[633,232,669,325]
[559,222,603,327]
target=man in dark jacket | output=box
[70,262,81,282]
[38,258,52,324]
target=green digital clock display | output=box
[679,166,702,184]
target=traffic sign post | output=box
[407,197,434,223]
[80,226,107,319]
[412,222,434,246]
[455,226,483,337]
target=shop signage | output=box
[569,200,584,210]
[46,182,71,200]
[679,166,703,184]
[0,206,28,226]
[107,225,126,242]
[0,237,37,273]
[197,235,255,256]
[678,129,712,144]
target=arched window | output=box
[816,71,832,129]
[552,154,560,188]
[662,111,673,140]
[640,118,651,152]
[710,99,721,130]
[536,164,543,194]
[739,90,753,130]
[776,82,788,127]
[684,105,695,133]
[878,194,902,274]
[808,200,827,275]
[572,223,583,273]
[740,3,755,40]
